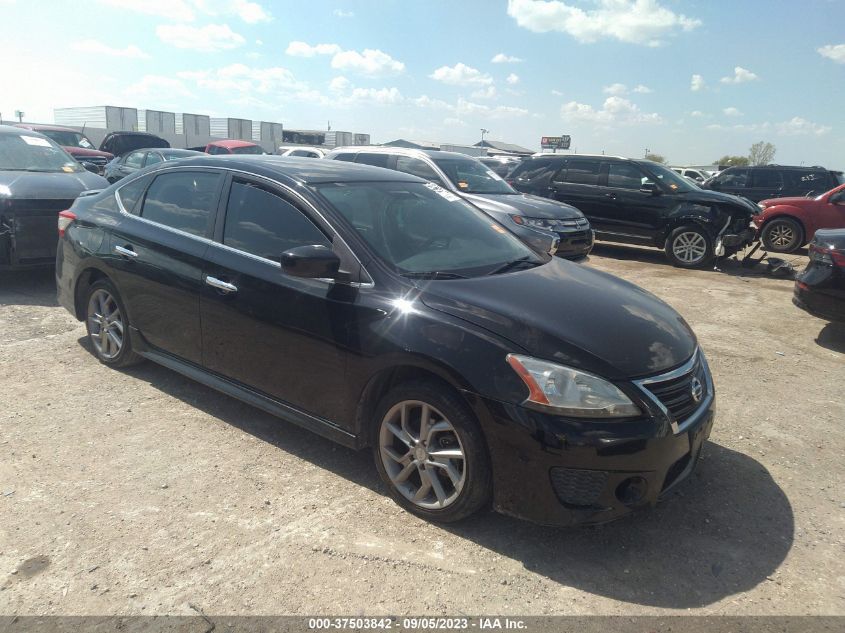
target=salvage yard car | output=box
[0,125,107,269]
[508,154,758,268]
[204,139,266,155]
[702,165,844,203]
[793,228,845,323]
[326,147,593,259]
[103,148,204,183]
[99,131,169,158]
[56,156,714,526]
[15,124,114,175]
[754,183,845,253]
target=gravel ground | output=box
[0,245,843,616]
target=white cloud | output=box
[561,96,662,126]
[346,87,403,105]
[157,24,245,52]
[706,122,771,133]
[124,75,193,100]
[690,110,704,117]
[410,95,528,119]
[328,76,351,93]
[506,73,520,85]
[633,84,652,93]
[71,39,149,59]
[444,117,466,126]
[723,107,743,117]
[776,117,832,136]
[179,63,306,94]
[472,85,498,99]
[491,53,523,63]
[720,66,759,84]
[98,0,271,22]
[331,49,405,76]
[603,82,627,95]
[430,63,493,86]
[551,89,564,96]
[506,0,701,46]
[286,41,342,57]
[818,44,845,64]
[690,74,705,91]
[333,9,354,18]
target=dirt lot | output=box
[1,245,843,616]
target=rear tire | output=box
[665,225,714,269]
[84,279,143,368]
[371,380,491,523]
[761,217,804,253]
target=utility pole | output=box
[644,147,649,158]
[480,128,489,145]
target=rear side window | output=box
[752,170,783,189]
[140,171,221,237]
[117,175,152,214]
[144,152,163,166]
[716,169,749,188]
[223,180,330,261]
[355,153,391,168]
[556,160,601,185]
[511,158,559,182]
[332,153,355,162]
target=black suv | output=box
[509,155,759,268]
[701,165,843,203]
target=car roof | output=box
[103,131,164,138]
[156,148,204,156]
[160,155,425,185]
[209,139,260,148]
[724,164,831,171]
[14,123,79,133]
[0,124,49,138]
[329,146,480,161]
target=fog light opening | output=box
[616,476,648,506]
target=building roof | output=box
[474,140,534,155]
[382,139,441,150]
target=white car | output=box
[277,146,326,159]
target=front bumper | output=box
[554,229,594,259]
[470,353,716,526]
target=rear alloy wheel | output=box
[665,225,714,269]
[85,280,142,367]
[373,381,491,523]
[761,218,804,253]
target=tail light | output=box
[58,210,76,237]
[809,243,845,267]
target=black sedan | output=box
[0,125,107,270]
[104,148,203,183]
[794,229,845,323]
[56,156,715,526]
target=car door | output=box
[107,168,224,365]
[600,161,668,242]
[548,158,608,229]
[199,175,354,424]
[116,150,146,180]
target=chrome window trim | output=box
[113,165,375,288]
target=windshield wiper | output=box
[401,271,468,280]
[487,256,540,275]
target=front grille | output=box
[641,355,708,423]
[554,217,590,230]
[82,156,108,166]
[550,468,608,507]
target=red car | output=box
[204,139,266,155]
[15,124,113,174]
[754,183,845,253]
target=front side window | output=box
[0,134,82,173]
[332,153,355,162]
[716,169,749,188]
[356,153,391,168]
[395,156,445,186]
[223,180,330,261]
[315,181,538,277]
[125,151,145,169]
[640,163,696,193]
[607,162,645,190]
[140,171,221,237]
[144,152,163,166]
[511,158,559,183]
[432,157,514,194]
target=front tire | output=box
[85,280,142,367]
[761,217,804,253]
[665,225,714,269]
[372,381,492,523]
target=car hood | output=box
[418,258,696,379]
[462,192,584,219]
[676,189,759,215]
[761,196,814,207]
[0,170,109,199]
[65,147,114,159]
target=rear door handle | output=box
[605,192,617,199]
[114,245,138,258]
[205,276,238,293]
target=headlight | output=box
[757,202,767,210]
[511,215,555,229]
[506,354,642,418]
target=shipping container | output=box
[210,117,252,140]
[176,113,211,138]
[440,144,486,157]
[353,133,371,146]
[259,122,284,145]
[54,106,138,131]
[324,131,353,148]
[137,109,176,135]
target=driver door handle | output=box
[114,245,138,258]
[205,276,238,294]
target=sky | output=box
[1,0,844,167]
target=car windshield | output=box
[315,181,541,277]
[230,145,264,155]
[0,134,83,172]
[432,157,516,194]
[40,130,94,149]
[642,162,696,193]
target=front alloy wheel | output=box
[665,225,714,268]
[761,218,803,253]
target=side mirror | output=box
[640,181,661,195]
[281,244,341,279]
[80,161,100,174]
